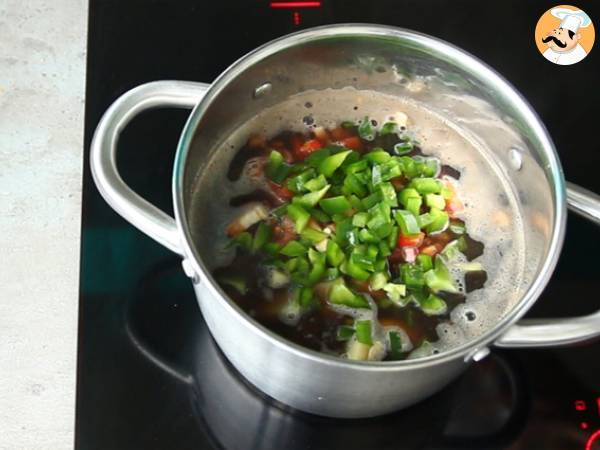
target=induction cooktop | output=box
[77,1,600,449]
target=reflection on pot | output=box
[125,257,526,450]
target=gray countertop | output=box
[0,1,86,448]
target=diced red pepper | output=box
[341,136,363,151]
[388,246,419,263]
[442,180,464,217]
[268,180,294,201]
[294,138,323,160]
[401,246,418,263]
[398,232,425,248]
[445,197,464,217]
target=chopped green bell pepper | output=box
[326,240,345,267]
[387,225,399,249]
[252,222,271,253]
[340,259,371,281]
[416,254,433,271]
[379,159,403,181]
[306,207,330,224]
[301,227,327,244]
[343,173,367,197]
[355,320,373,345]
[358,116,375,141]
[395,210,420,235]
[286,169,316,194]
[361,191,382,209]
[410,177,442,194]
[280,241,307,257]
[304,174,328,192]
[293,184,330,208]
[266,150,291,184]
[441,238,467,260]
[418,294,448,316]
[218,274,247,295]
[422,158,440,177]
[393,141,413,155]
[337,325,355,341]
[426,208,449,234]
[418,212,434,228]
[263,242,282,255]
[319,150,352,178]
[401,263,426,289]
[352,212,369,228]
[379,182,398,207]
[329,280,370,308]
[388,331,405,359]
[359,228,380,244]
[425,193,445,210]
[424,256,458,293]
[286,203,311,232]
[299,286,315,309]
[230,231,252,251]
[383,283,407,304]
[369,272,388,291]
[319,196,351,215]
[380,122,398,136]
[399,188,421,206]
[406,196,422,217]
[364,150,391,164]
[324,267,340,280]
[307,248,326,285]
[344,159,368,174]
[378,239,392,257]
[305,148,332,168]
[449,221,466,235]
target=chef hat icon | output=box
[551,7,592,33]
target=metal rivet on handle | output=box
[181,259,200,284]
[464,347,491,363]
[508,148,523,171]
[253,82,272,99]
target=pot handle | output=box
[90,81,210,255]
[495,182,600,348]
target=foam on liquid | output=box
[190,87,527,355]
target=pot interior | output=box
[178,26,562,356]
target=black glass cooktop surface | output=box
[78,1,600,449]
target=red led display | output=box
[586,429,600,450]
[577,400,588,411]
[269,1,320,27]
[582,422,590,430]
[270,1,321,8]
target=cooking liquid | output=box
[192,88,526,359]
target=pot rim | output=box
[172,24,567,370]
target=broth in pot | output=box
[190,87,527,361]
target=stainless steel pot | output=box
[91,24,600,418]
